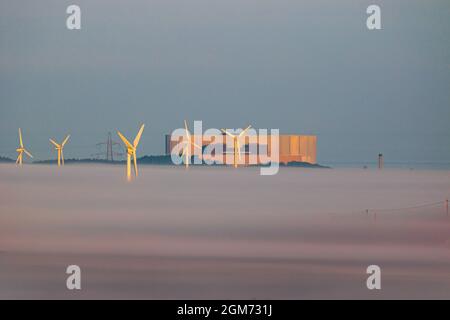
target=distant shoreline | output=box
[0,155,329,168]
[3,155,449,170]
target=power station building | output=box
[165,134,317,165]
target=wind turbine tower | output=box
[221,125,252,168]
[181,120,202,168]
[16,128,33,165]
[117,124,145,181]
[49,135,70,167]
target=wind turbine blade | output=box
[19,128,23,148]
[16,154,20,164]
[49,139,60,148]
[133,124,145,147]
[24,149,33,158]
[184,120,191,139]
[133,153,138,176]
[221,129,235,138]
[239,125,252,137]
[61,149,64,165]
[117,131,133,149]
[62,135,70,147]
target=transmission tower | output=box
[95,132,123,161]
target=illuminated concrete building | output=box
[165,134,317,165]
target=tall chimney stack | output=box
[378,153,383,169]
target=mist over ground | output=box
[0,164,449,299]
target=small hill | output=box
[32,156,329,168]
[138,155,174,165]
[33,156,174,165]
[33,158,120,165]
[283,161,330,168]
[0,156,14,163]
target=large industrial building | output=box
[165,134,317,165]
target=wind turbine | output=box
[221,125,251,168]
[16,128,33,165]
[117,124,145,181]
[181,120,202,168]
[49,135,70,166]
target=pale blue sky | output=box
[1,0,449,163]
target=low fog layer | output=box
[0,164,449,299]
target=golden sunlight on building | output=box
[165,134,317,165]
